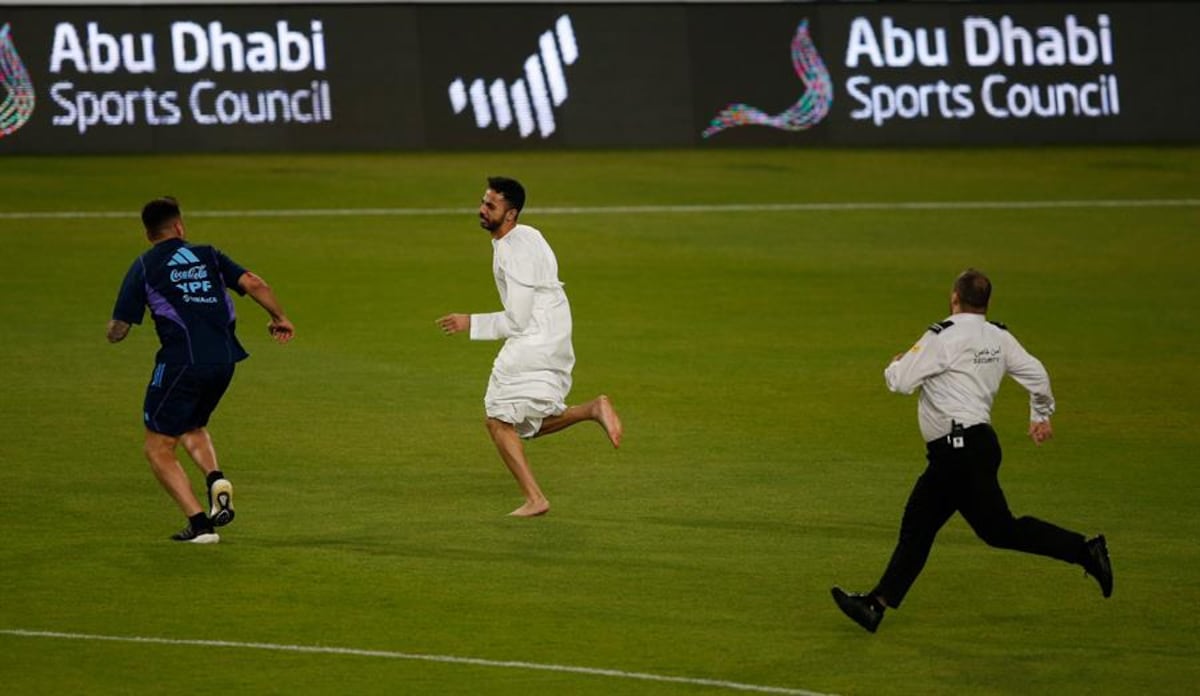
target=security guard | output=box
[832,269,1112,633]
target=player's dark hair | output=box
[487,176,525,213]
[955,268,992,311]
[142,197,181,237]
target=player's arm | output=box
[884,332,947,394]
[237,271,294,343]
[108,260,145,345]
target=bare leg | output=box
[180,427,219,475]
[183,427,235,526]
[486,418,550,517]
[144,430,204,516]
[535,395,623,448]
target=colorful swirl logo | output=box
[0,23,35,139]
[702,20,832,138]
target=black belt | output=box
[926,422,993,452]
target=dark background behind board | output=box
[0,2,1196,153]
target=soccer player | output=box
[437,177,623,517]
[108,197,294,543]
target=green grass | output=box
[1,147,1198,695]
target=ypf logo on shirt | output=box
[0,23,36,139]
[166,248,217,303]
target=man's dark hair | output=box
[487,176,525,212]
[955,268,992,311]
[141,196,181,237]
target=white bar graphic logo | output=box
[449,15,577,139]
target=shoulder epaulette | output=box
[989,320,1008,331]
[928,320,954,334]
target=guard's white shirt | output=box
[884,312,1055,442]
[469,224,574,435]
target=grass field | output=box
[0,147,1197,695]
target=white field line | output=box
[0,198,1197,221]
[0,628,836,696]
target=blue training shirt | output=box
[112,238,250,364]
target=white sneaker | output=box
[170,525,220,544]
[209,478,236,527]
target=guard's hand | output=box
[1028,420,1053,446]
[437,314,470,335]
[268,317,295,343]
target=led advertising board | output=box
[0,5,422,152]
[0,3,1195,152]
[689,3,1199,147]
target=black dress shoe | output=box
[1083,535,1113,598]
[831,586,884,633]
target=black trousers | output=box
[873,423,1087,607]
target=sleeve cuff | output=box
[470,313,503,340]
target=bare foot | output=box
[594,395,623,448]
[509,500,550,517]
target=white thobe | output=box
[470,224,575,437]
[885,312,1055,442]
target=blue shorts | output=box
[144,363,235,437]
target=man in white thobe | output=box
[438,177,623,517]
